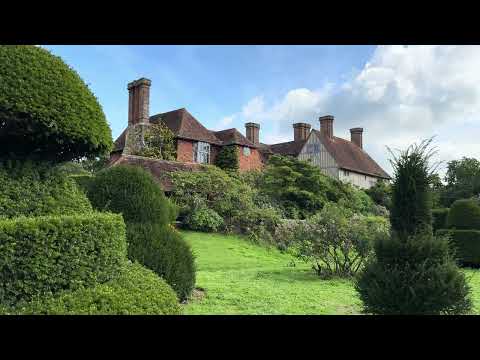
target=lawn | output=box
[181,231,480,315]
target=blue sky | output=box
[43,45,480,176]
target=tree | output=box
[214,145,239,172]
[365,180,392,209]
[0,45,113,161]
[441,157,480,206]
[356,139,472,314]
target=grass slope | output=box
[182,231,480,315]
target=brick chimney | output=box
[128,78,152,126]
[319,115,334,139]
[293,123,311,142]
[350,127,363,149]
[245,122,260,145]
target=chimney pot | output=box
[319,115,334,139]
[293,122,311,142]
[350,127,363,149]
[245,122,260,145]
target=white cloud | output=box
[223,45,480,176]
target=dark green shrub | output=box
[365,180,392,209]
[0,213,127,306]
[0,161,92,219]
[186,207,224,232]
[356,233,471,314]
[356,139,472,314]
[437,229,480,267]
[0,45,112,161]
[127,223,195,301]
[214,145,239,172]
[87,165,177,225]
[432,208,449,232]
[70,174,93,193]
[447,199,480,230]
[7,262,181,315]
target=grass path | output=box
[182,231,480,315]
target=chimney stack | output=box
[319,115,334,139]
[128,78,152,126]
[350,127,363,149]
[293,123,311,142]
[245,122,260,144]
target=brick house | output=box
[110,77,389,190]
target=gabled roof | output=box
[268,140,307,157]
[150,108,222,145]
[213,128,257,148]
[311,129,391,179]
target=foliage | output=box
[389,139,436,237]
[282,204,389,278]
[356,233,472,314]
[432,208,449,232]
[437,230,480,268]
[0,45,112,161]
[185,206,224,232]
[0,161,92,219]
[441,157,480,207]
[87,165,177,225]
[365,180,392,209]
[0,213,127,306]
[447,199,480,230]
[127,223,196,301]
[214,145,239,172]
[258,155,350,219]
[7,262,181,315]
[337,184,378,216]
[356,138,472,314]
[133,122,176,161]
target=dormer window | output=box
[193,141,210,164]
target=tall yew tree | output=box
[355,139,471,315]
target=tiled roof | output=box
[269,140,307,157]
[312,130,391,179]
[109,154,207,191]
[150,108,222,145]
[213,128,257,147]
[113,128,127,152]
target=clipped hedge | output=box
[127,223,196,301]
[0,45,113,161]
[87,165,177,225]
[7,262,181,315]
[437,229,480,267]
[432,208,449,232]
[0,161,92,219]
[0,213,127,305]
[447,199,480,230]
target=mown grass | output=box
[182,231,480,315]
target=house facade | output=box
[110,77,390,191]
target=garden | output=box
[1,45,480,315]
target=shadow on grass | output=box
[253,268,353,284]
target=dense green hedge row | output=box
[432,208,449,232]
[437,229,480,267]
[447,199,480,230]
[0,45,113,161]
[0,213,127,305]
[4,262,181,315]
[0,161,92,219]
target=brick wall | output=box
[238,146,263,172]
[176,139,194,162]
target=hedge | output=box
[0,161,92,219]
[87,165,177,225]
[447,199,480,230]
[437,229,480,267]
[0,45,113,161]
[127,223,196,301]
[6,262,181,315]
[0,213,127,305]
[432,208,449,232]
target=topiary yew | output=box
[447,199,480,230]
[0,45,113,161]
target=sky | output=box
[43,45,480,177]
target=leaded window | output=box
[193,141,210,164]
